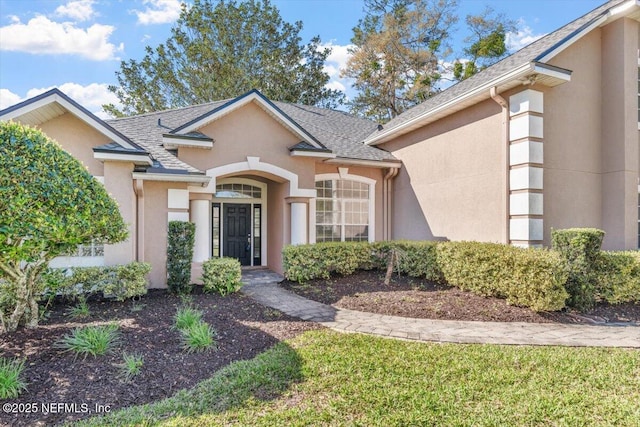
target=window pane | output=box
[315,178,370,242]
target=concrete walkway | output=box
[240,269,640,348]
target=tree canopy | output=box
[0,121,127,332]
[104,0,343,117]
[343,0,515,122]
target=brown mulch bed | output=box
[0,288,321,427]
[280,270,640,325]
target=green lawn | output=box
[79,330,640,426]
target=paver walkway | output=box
[240,269,640,348]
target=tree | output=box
[453,7,516,81]
[342,0,458,122]
[104,0,343,117]
[344,1,516,122]
[0,122,127,333]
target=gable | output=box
[38,112,107,176]
[178,100,314,173]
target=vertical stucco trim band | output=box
[134,179,144,262]
[508,89,544,245]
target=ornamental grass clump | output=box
[180,321,216,353]
[57,324,121,358]
[173,306,204,331]
[115,352,144,382]
[0,357,27,399]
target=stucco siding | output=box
[37,112,107,177]
[382,99,504,243]
[103,161,136,266]
[179,101,317,190]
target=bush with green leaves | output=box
[0,121,127,333]
[595,251,640,304]
[371,240,443,283]
[57,324,121,358]
[0,357,27,399]
[436,242,569,312]
[202,257,242,295]
[551,228,605,310]
[167,221,196,294]
[283,242,374,282]
[39,262,150,303]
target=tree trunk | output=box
[384,250,396,286]
[2,260,46,333]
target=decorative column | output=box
[509,89,544,247]
[289,200,308,245]
[190,198,211,262]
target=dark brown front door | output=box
[223,204,251,266]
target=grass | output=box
[115,352,144,382]
[65,299,91,319]
[57,324,121,358]
[0,357,27,399]
[79,330,640,426]
[173,306,203,331]
[180,321,216,353]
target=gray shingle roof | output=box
[369,0,627,139]
[106,95,395,173]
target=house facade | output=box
[1,0,639,288]
[367,0,640,251]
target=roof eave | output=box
[324,157,402,169]
[364,62,571,146]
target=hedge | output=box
[595,251,640,304]
[283,241,569,312]
[202,257,242,296]
[39,262,151,302]
[436,242,569,312]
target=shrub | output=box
[0,121,127,333]
[39,262,151,302]
[371,241,443,283]
[167,221,196,294]
[202,258,242,295]
[0,357,27,399]
[180,321,216,353]
[116,352,144,382]
[595,251,640,304]
[57,324,121,358]
[551,228,605,310]
[173,306,204,331]
[436,242,569,312]
[283,242,373,282]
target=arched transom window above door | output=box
[215,183,262,199]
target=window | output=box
[315,179,369,242]
[213,203,221,257]
[71,241,104,257]
[215,183,261,199]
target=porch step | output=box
[241,268,284,285]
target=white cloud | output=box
[1,83,121,119]
[55,0,96,22]
[506,20,546,52]
[320,42,355,99]
[0,16,123,61]
[0,88,22,110]
[132,0,182,25]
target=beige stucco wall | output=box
[103,161,137,265]
[143,181,189,288]
[38,112,107,176]
[179,101,317,189]
[267,181,288,273]
[545,17,639,249]
[381,98,505,243]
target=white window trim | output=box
[312,173,376,243]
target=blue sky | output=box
[0,0,605,117]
